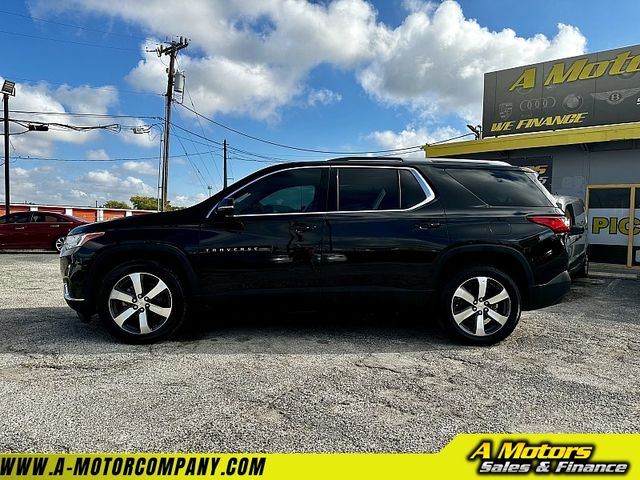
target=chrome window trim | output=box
[207,164,436,218]
[206,165,329,218]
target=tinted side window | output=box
[400,170,427,209]
[446,168,553,207]
[233,168,324,215]
[338,168,399,211]
[33,213,61,223]
[4,213,31,224]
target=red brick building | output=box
[2,203,156,222]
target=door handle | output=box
[50,225,61,228]
[416,221,441,230]
[15,226,26,230]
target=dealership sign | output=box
[482,45,640,137]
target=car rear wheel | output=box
[54,236,66,252]
[440,266,521,345]
[98,261,186,343]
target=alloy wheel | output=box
[55,236,65,252]
[108,272,173,335]
[450,276,511,337]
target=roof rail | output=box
[326,156,404,162]
[427,158,511,166]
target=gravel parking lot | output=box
[0,253,639,452]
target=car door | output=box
[322,166,449,306]
[29,212,63,248]
[0,212,32,248]
[197,166,328,304]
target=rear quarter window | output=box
[445,168,554,207]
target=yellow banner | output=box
[0,434,638,479]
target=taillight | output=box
[528,215,570,233]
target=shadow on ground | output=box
[0,305,453,355]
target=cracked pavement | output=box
[0,253,639,452]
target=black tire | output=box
[439,266,521,345]
[97,261,186,343]
[53,235,66,252]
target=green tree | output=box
[103,200,130,209]
[130,195,161,211]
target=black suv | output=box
[60,157,571,344]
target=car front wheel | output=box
[440,266,521,345]
[54,236,66,252]
[98,262,186,343]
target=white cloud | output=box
[33,0,586,125]
[54,84,118,114]
[2,165,157,206]
[121,161,158,176]
[85,170,119,186]
[306,88,342,107]
[86,149,110,160]
[83,169,154,195]
[369,125,464,157]
[171,192,208,207]
[36,0,383,120]
[358,1,586,122]
[70,189,88,199]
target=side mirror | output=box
[568,225,585,235]
[216,197,235,216]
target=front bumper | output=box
[60,252,94,315]
[526,270,571,310]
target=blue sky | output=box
[0,0,638,207]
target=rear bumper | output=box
[526,270,571,310]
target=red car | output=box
[0,211,87,252]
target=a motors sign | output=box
[482,45,640,137]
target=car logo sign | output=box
[498,102,513,120]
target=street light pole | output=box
[3,92,9,216]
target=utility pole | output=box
[223,139,228,189]
[156,37,188,211]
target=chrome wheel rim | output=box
[55,237,65,252]
[451,276,511,337]
[108,272,172,335]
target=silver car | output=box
[554,195,589,277]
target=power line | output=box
[171,122,315,163]
[7,77,163,97]
[10,108,428,156]
[176,102,423,155]
[9,110,162,120]
[227,155,282,164]
[10,151,218,162]
[183,83,222,185]
[174,135,208,193]
[428,132,475,145]
[0,29,139,51]
[0,9,148,41]
[8,118,122,132]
